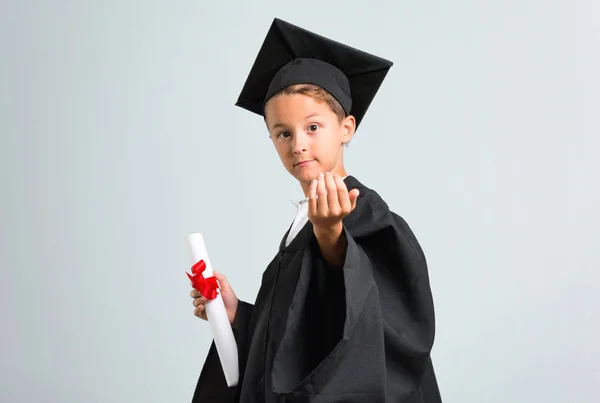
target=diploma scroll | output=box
[188,233,239,387]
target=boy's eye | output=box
[308,124,319,132]
[279,131,291,139]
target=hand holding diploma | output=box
[190,271,239,324]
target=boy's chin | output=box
[292,171,319,183]
[288,164,320,182]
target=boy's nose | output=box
[292,132,308,154]
[293,145,307,154]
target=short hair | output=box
[277,84,347,122]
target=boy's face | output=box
[264,93,355,189]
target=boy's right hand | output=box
[190,271,239,325]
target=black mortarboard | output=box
[235,18,394,129]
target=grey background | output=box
[1,1,598,402]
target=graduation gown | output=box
[191,176,442,403]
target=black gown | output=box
[191,176,443,403]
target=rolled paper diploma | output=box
[188,233,239,387]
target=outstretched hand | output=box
[308,172,359,232]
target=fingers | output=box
[213,271,229,293]
[194,305,207,320]
[192,295,209,307]
[191,291,208,320]
[316,173,328,214]
[308,177,318,215]
[325,173,340,214]
[190,288,209,303]
[335,174,350,213]
[191,287,209,321]
[309,172,358,224]
[190,290,208,320]
[349,188,360,211]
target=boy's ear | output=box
[342,115,356,144]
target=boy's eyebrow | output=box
[269,122,287,131]
[269,114,324,131]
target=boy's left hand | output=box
[308,172,360,233]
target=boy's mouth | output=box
[294,160,315,167]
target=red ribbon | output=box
[186,259,219,300]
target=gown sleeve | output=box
[271,192,437,403]
[191,300,254,403]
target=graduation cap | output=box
[235,18,394,130]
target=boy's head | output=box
[264,83,355,184]
[234,18,393,187]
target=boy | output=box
[189,18,442,403]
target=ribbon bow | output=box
[186,259,219,300]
